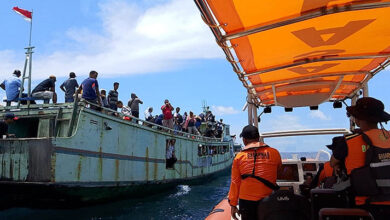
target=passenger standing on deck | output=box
[228,125,282,220]
[128,93,143,118]
[77,71,101,110]
[184,112,200,135]
[161,99,174,129]
[60,72,79,103]
[100,90,109,108]
[0,113,18,138]
[329,97,390,220]
[174,107,183,132]
[108,82,119,111]
[31,75,57,104]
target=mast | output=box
[17,10,34,107]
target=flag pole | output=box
[17,9,34,107]
[28,10,33,47]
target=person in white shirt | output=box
[116,101,132,116]
[144,107,153,121]
[166,139,177,168]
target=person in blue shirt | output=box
[60,72,79,103]
[77,70,102,110]
[0,70,23,104]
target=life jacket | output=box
[318,162,337,188]
[346,130,390,204]
[240,145,280,191]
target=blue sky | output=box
[1,0,389,153]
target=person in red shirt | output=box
[228,125,282,220]
[161,99,174,129]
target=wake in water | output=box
[170,185,191,197]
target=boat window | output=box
[302,163,317,172]
[277,164,300,182]
[223,146,228,153]
[166,139,177,169]
[8,118,39,138]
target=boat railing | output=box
[82,99,224,143]
[315,150,331,161]
[0,99,226,142]
[0,102,75,111]
[260,128,351,138]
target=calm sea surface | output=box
[0,174,231,220]
[0,152,325,220]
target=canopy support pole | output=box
[247,102,253,125]
[253,105,258,128]
[362,83,369,97]
[350,96,358,131]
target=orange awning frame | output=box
[194,0,390,107]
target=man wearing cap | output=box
[329,97,390,219]
[0,113,18,138]
[228,125,282,220]
[31,75,57,104]
[60,72,79,103]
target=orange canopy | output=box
[196,0,390,107]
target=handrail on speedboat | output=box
[260,128,351,138]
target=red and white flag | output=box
[13,7,32,22]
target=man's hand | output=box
[230,205,240,220]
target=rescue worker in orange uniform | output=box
[228,125,282,220]
[329,97,390,220]
[317,162,333,186]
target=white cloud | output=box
[211,105,239,116]
[309,110,331,121]
[0,0,223,80]
[262,114,307,132]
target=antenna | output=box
[202,100,209,113]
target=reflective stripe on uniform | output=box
[376,179,390,187]
[370,161,390,168]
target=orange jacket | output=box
[228,142,281,206]
[318,162,333,185]
[345,129,390,205]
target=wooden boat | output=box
[0,100,234,207]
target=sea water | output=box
[0,152,325,220]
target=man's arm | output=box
[95,83,101,105]
[228,157,241,220]
[0,81,5,90]
[60,82,66,93]
[228,157,241,206]
[76,84,83,95]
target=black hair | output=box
[13,70,21,76]
[90,70,98,77]
[114,82,119,86]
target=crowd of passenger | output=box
[1,70,225,138]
